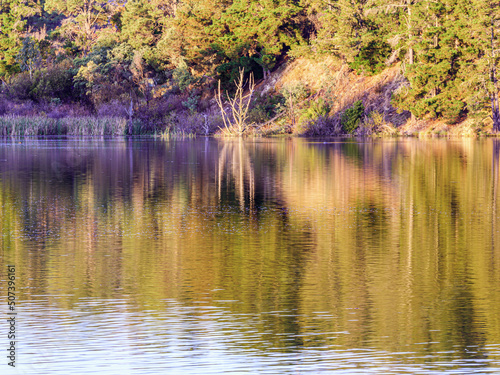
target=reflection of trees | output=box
[217,139,255,211]
[280,139,500,356]
[492,140,500,269]
[1,138,500,359]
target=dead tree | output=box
[215,69,255,136]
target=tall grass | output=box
[0,115,128,136]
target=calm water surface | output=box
[1,137,500,374]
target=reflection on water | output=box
[1,137,500,374]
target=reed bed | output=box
[0,115,129,136]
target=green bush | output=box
[173,66,197,92]
[341,100,364,134]
[248,105,269,124]
[51,97,62,105]
[443,100,465,124]
[31,65,74,102]
[182,92,199,114]
[280,82,310,126]
[8,72,34,100]
[280,81,309,103]
[8,64,74,103]
[299,98,330,124]
[349,40,392,75]
[248,93,286,124]
[215,56,263,91]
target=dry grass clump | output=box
[0,115,128,136]
[0,109,225,137]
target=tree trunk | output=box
[491,24,500,132]
[407,1,414,65]
[127,96,134,135]
[491,94,500,132]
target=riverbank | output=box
[0,57,494,137]
[0,114,492,137]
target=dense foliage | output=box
[1,0,500,130]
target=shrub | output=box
[248,105,269,124]
[96,100,129,117]
[215,56,263,91]
[279,82,310,127]
[442,99,465,125]
[7,101,36,116]
[341,100,364,134]
[8,65,75,103]
[8,72,34,101]
[299,115,343,136]
[294,98,331,135]
[248,93,286,124]
[299,98,330,124]
[0,98,7,115]
[30,66,75,102]
[172,66,196,92]
[349,40,392,75]
[280,81,309,103]
[182,92,199,114]
[135,95,183,125]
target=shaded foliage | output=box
[341,101,364,134]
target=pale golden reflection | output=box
[0,138,500,370]
[217,139,255,211]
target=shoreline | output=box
[0,114,496,138]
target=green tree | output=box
[0,0,39,76]
[44,0,112,55]
[395,1,455,120]
[169,0,231,74]
[74,43,137,106]
[119,0,179,68]
[208,0,309,82]
[469,0,500,132]
[306,0,392,74]
[166,0,310,82]
[16,37,41,79]
[392,0,500,125]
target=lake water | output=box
[1,137,500,374]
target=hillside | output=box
[1,0,499,136]
[249,55,494,136]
